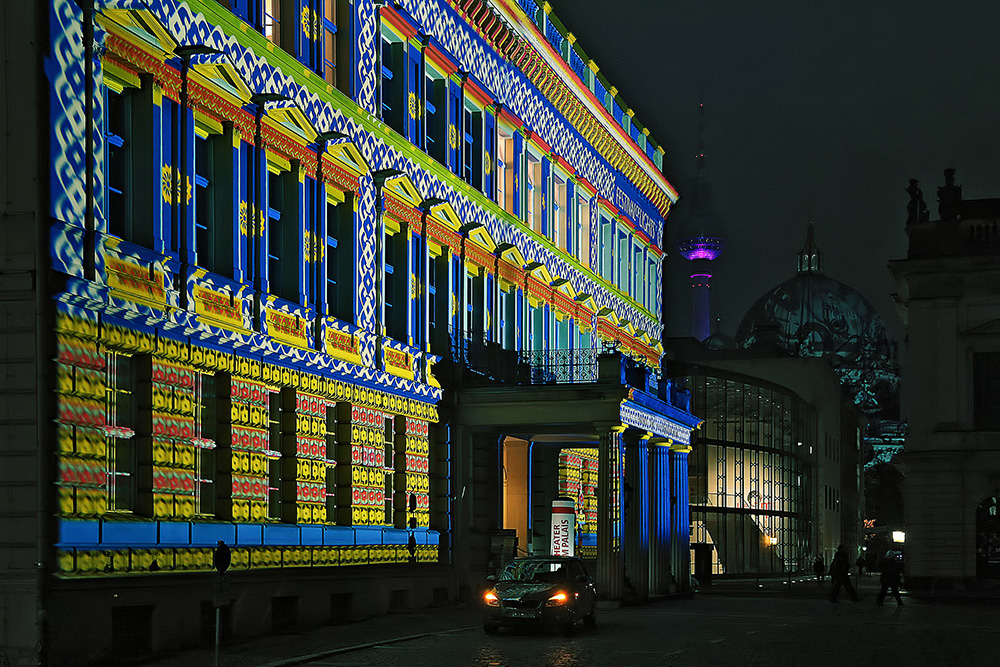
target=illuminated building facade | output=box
[2,0,699,662]
[890,175,1000,589]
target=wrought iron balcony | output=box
[444,329,600,385]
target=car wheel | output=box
[483,623,500,635]
[583,607,597,627]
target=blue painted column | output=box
[623,431,650,600]
[670,443,692,591]
[596,424,625,600]
[648,439,672,594]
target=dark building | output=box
[890,171,1000,589]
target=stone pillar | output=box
[623,431,650,600]
[648,438,671,595]
[596,424,625,600]
[670,443,692,591]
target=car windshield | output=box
[498,560,571,583]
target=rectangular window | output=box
[379,30,405,136]
[325,408,338,520]
[194,372,217,516]
[468,269,485,337]
[599,215,614,282]
[267,172,285,297]
[633,243,644,303]
[648,256,658,311]
[530,303,544,352]
[617,228,629,293]
[105,352,136,512]
[500,287,516,350]
[268,392,282,520]
[463,101,483,190]
[974,352,1000,430]
[577,193,591,268]
[424,67,447,163]
[552,173,567,250]
[193,131,234,278]
[525,152,542,233]
[267,169,299,303]
[428,249,448,354]
[497,128,515,215]
[384,230,408,343]
[326,194,354,322]
[262,0,292,52]
[323,0,351,94]
[384,417,395,525]
[105,88,130,241]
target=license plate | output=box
[506,610,537,619]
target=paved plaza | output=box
[144,577,999,667]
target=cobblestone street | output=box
[149,578,1000,667]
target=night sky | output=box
[548,0,1000,341]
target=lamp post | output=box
[371,168,404,370]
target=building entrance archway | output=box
[976,496,1000,578]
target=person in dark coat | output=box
[813,555,825,586]
[876,550,904,606]
[829,544,859,602]
[856,554,867,577]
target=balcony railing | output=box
[446,330,600,385]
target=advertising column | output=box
[550,498,576,556]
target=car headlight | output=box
[545,592,568,607]
[484,591,500,607]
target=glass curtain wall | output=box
[686,371,815,576]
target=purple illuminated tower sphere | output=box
[678,235,724,341]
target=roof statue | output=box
[906,178,929,225]
[937,168,963,221]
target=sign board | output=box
[550,498,576,557]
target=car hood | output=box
[494,581,560,600]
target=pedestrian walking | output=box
[876,550,904,606]
[829,544,859,602]
[856,554,866,577]
[813,555,825,586]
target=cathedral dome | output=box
[736,223,898,413]
[736,272,893,366]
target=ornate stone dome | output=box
[736,224,899,414]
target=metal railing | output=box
[519,348,598,384]
[445,330,599,385]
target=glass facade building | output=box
[684,370,817,577]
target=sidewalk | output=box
[696,573,892,599]
[144,603,479,667]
